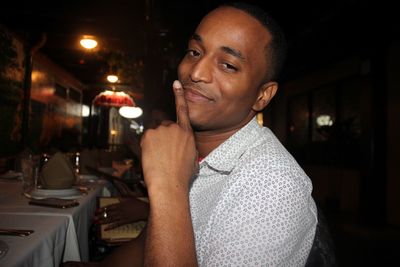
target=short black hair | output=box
[219,2,287,82]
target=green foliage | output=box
[0,28,24,157]
[0,28,19,77]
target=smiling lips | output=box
[183,87,213,103]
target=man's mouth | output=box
[183,86,213,103]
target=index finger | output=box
[173,80,191,130]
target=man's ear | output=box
[252,81,278,112]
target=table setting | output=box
[0,151,114,267]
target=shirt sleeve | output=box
[200,159,318,267]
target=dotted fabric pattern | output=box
[189,117,317,267]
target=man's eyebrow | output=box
[221,46,246,62]
[190,33,246,62]
[190,33,202,42]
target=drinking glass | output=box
[0,239,9,259]
[20,155,34,193]
[20,155,41,193]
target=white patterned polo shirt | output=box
[189,117,317,267]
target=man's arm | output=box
[100,227,147,267]
[61,230,146,267]
[141,80,198,267]
[144,183,196,266]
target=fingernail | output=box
[173,80,182,89]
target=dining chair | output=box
[305,205,337,267]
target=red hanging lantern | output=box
[93,90,135,107]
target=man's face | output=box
[178,7,272,133]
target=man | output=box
[64,2,317,267]
[141,2,317,266]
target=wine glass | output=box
[0,239,9,259]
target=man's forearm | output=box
[144,186,198,267]
[100,229,146,267]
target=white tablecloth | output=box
[0,179,112,267]
[0,214,69,267]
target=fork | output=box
[0,229,34,237]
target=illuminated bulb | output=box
[82,105,90,117]
[80,37,98,49]
[316,115,333,126]
[119,106,143,119]
[107,75,119,83]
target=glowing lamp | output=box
[107,75,119,83]
[93,90,135,107]
[80,37,98,49]
[119,106,143,119]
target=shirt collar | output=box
[200,117,262,173]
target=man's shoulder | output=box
[233,128,311,188]
[241,126,297,167]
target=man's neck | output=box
[194,118,253,158]
[195,131,234,159]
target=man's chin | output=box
[188,115,205,132]
[187,108,213,131]
[188,118,201,131]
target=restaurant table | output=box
[0,178,113,267]
[0,214,69,267]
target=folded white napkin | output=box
[40,152,77,189]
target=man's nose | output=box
[189,57,212,83]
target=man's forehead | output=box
[198,7,270,40]
[201,7,256,26]
[193,7,271,55]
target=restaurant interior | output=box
[0,0,399,266]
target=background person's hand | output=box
[112,178,143,197]
[95,197,149,230]
[140,80,198,192]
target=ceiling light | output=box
[119,106,143,119]
[80,36,98,49]
[107,75,118,83]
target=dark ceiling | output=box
[0,0,396,107]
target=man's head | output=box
[221,2,287,82]
[177,2,287,133]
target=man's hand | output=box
[141,80,198,267]
[140,80,197,192]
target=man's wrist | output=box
[147,179,189,203]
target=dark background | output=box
[1,1,399,266]
[1,0,396,113]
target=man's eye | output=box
[222,63,238,72]
[186,49,200,57]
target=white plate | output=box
[30,188,82,199]
[79,174,98,181]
